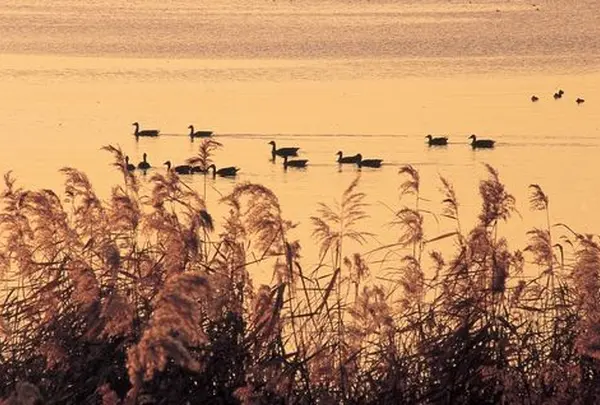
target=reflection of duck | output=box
[531,95,539,102]
[336,151,361,164]
[268,141,300,160]
[468,134,495,149]
[208,164,239,178]
[125,156,135,171]
[188,125,213,140]
[137,153,151,170]
[576,97,585,104]
[425,134,448,146]
[356,153,383,168]
[132,122,160,138]
[164,161,193,175]
[283,155,308,169]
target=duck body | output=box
[191,166,207,174]
[283,155,308,169]
[132,122,160,138]
[164,161,193,175]
[356,153,383,168]
[138,153,151,170]
[425,135,449,146]
[469,134,495,149]
[125,156,135,171]
[336,151,361,164]
[576,97,585,104]
[531,95,539,102]
[269,141,300,160]
[188,125,213,139]
[208,164,239,178]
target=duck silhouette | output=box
[336,151,361,164]
[132,122,160,138]
[283,155,308,169]
[553,89,564,99]
[425,135,449,146]
[531,95,539,102]
[576,97,585,104]
[356,153,383,168]
[125,156,135,171]
[208,164,239,178]
[137,153,151,170]
[188,125,213,140]
[268,141,300,160]
[164,160,193,175]
[468,134,495,149]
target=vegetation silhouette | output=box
[1,147,600,404]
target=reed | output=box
[1,147,600,404]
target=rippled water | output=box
[0,0,599,268]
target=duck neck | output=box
[189,126,194,136]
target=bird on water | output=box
[268,141,300,160]
[124,156,135,172]
[553,89,564,99]
[576,97,585,104]
[207,164,239,178]
[283,155,308,169]
[138,153,151,170]
[188,125,213,140]
[531,95,539,102]
[164,161,193,175]
[468,134,495,149]
[336,151,361,164]
[132,122,160,138]
[356,153,383,168]
[425,134,449,146]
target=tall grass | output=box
[1,145,599,404]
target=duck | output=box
[425,134,449,146]
[553,89,564,99]
[188,125,213,140]
[132,122,160,138]
[137,153,151,170]
[124,156,135,172]
[576,97,585,104]
[283,155,308,169]
[468,134,495,149]
[356,153,383,168]
[336,151,361,164]
[531,95,539,102]
[207,164,239,178]
[268,141,300,160]
[164,160,193,175]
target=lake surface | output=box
[0,0,599,272]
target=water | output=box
[0,0,599,273]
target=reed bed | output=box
[1,144,599,404]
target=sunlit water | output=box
[1,0,599,279]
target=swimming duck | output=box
[164,160,193,175]
[531,95,539,102]
[283,155,308,169]
[336,151,361,164]
[468,134,495,149]
[188,125,213,140]
[132,122,160,138]
[356,153,383,168]
[207,164,239,178]
[138,153,151,170]
[425,134,449,146]
[125,156,135,171]
[576,97,585,104]
[268,141,300,160]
